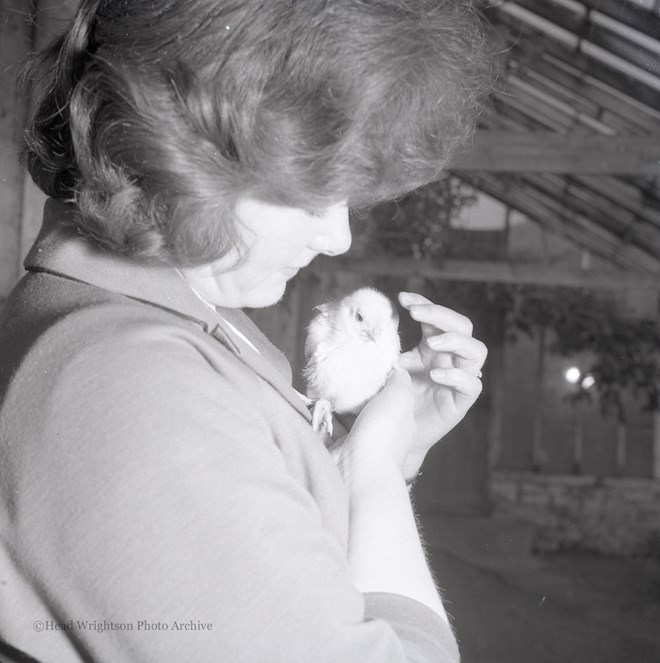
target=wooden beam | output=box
[489,10,660,109]
[655,311,660,481]
[451,131,660,176]
[454,172,660,272]
[654,411,660,480]
[587,22,660,75]
[514,0,660,73]
[577,175,660,229]
[578,0,660,41]
[490,94,569,133]
[0,0,37,299]
[498,179,660,272]
[513,0,584,34]
[312,255,659,291]
[521,173,660,259]
[509,52,660,135]
[482,109,660,230]
[506,76,615,133]
[493,87,589,134]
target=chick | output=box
[304,287,401,435]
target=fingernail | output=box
[430,369,446,380]
[428,336,446,349]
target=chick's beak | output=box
[361,328,377,343]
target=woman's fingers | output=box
[427,332,488,366]
[399,292,473,336]
[398,291,434,307]
[399,289,487,379]
[410,304,473,336]
[430,367,483,398]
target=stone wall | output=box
[491,471,660,556]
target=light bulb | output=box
[564,367,581,384]
[581,375,595,389]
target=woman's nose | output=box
[313,204,352,257]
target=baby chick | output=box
[304,287,401,435]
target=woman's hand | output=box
[397,291,487,480]
[330,367,448,619]
[329,367,417,488]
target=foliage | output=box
[508,286,659,416]
[352,176,659,418]
[426,281,660,417]
[355,174,478,259]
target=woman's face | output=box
[179,198,352,308]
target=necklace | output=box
[174,269,260,354]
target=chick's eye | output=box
[355,311,363,323]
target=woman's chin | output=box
[242,279,289,309]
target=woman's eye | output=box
[307,208,328,219]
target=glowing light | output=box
[581,375,596,389]
[564,367,581,384]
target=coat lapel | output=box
[25,199,313,425]
[217,308,313,422]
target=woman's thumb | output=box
[377,366,413,405]
[387,364,412,388]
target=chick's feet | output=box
[311,398,334,437]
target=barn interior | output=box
[1,1,659,661]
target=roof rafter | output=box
[312,255,658,290]
[520,173,660,258]
[513,0,660,72]
[452,172,660,273]
[504,48,660,134]
[489,9,660,107]
[445,2,660,277]
[451,131,660,176]
[577,0,660,40]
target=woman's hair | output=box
[22,0,495,266]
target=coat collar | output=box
[25,198,313,424]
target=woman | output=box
[0,1,492,661]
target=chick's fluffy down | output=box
[304,288,401,415]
